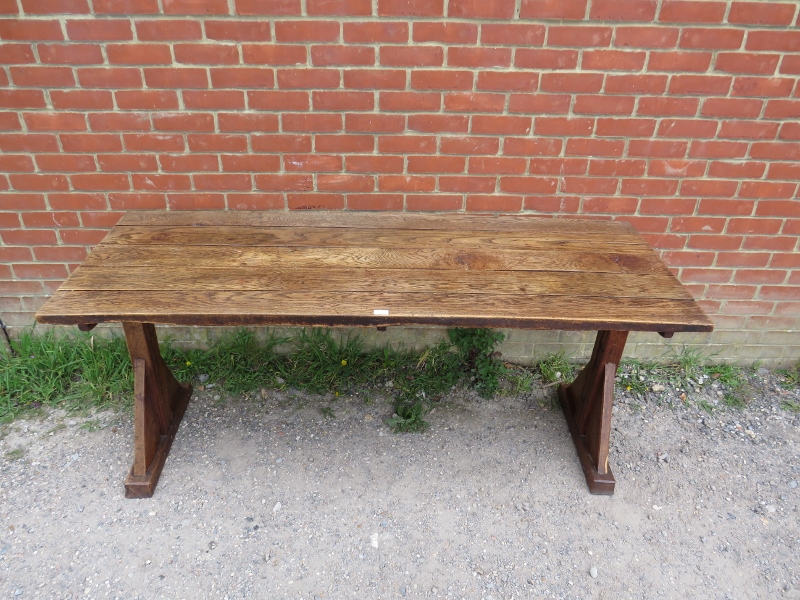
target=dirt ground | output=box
[1,370,799,600]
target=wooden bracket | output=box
[558,330,628,495]
[658,331,674,338]
[122,322,192,498]
[78,323,97,332]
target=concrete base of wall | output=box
[9,323,799,368]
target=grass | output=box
[537,352,575,384]
[4,447,24,461]
[777,362,800,390]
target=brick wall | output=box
[0,0,798,365]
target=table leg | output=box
[558,330,628,495]
[122,322,192,498]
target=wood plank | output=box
[36,290,714,331]
[118,210,636,235]
[62,266,694,301]
[100,225,650,251]
[79,245,670,274]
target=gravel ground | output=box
[1,371,799,600]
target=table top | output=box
[35,211,713,333]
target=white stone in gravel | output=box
[370,533,379,548]
[590,566,598,579]
[273,502,282,513]
[789,481,798,489]
[652,384,666,392]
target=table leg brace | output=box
[123,322,192,498]
[558,330,628,495]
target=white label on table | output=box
[373,309,389,316]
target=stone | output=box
[788,481,798,489]
[652,384,666,392]
[272,502,281,513]
[589,566,598,579]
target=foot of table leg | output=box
[122,322,192,499]
[558,330,628,495]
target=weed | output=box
[448,328,505,398]
[537,352,575,384]
[503,366,535,395]
[319,406,336,419]
[4,447,24,461]
[722,393,746,409]
[80,419,102,432]
[777,363,800,390]
[780,399,800,412]
[385,400,429,433]
[698,400,715,414]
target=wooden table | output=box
[35,211,713,498]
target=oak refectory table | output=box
[35,211,713,498]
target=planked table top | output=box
[35,211,713,333]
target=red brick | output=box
[253,174,312,191]
[0,112,21,130]
[614,26,679,48]
[765,99,800,119]
[345,114,402,132]
[176,43,239,65]
[0,19,63,40]
[61,132,120,152]
[136,19,203,40]
[278,69,340,89]
[583,196,639,212]
[131,173,191,191]
[0,193,45,210]
[106,43,169,65]
[346,193,403,210]
[35,154,95,172]
[750,142,800,160]
[283,153,341,172]
[248,90,309,110]
[22,0,88,12]
[716,53,780,75]
[640,197,697,214]
[589,159,646,177]
[561,177,619,195]
[469,157,526,175]
[345,155,404,173]
[117,90,179,110]
[344,69,406,90]
[188,133,247,152]
[747,31,800,52]
[509,93,569,114]
[472,115,532,135]
[344,21,408,43]
[159,154,219,172]
[520,0,587,20]
[444,92,504,113]
[583,50,645,71]
[478,72,539,93]
[168,193,226,210]
[657,118,717,138]
[0,90,46,109]
[440,136,500,155]
[779,122,800,141]
[728,217,783,235]
[307,0,371,15]
[311,45,374,66]
[742,235,795,251]
[11,173,70,191]
[680,179,738,197]
[67,19,131,41]
[287,193,345,210]
[38,43,102,64]
[378,134,435,154]
[681,268,733,283]
[107,192,165,210]
[630,139,688,157]
[408,156,464,174]
[756,200,800,217]
[99,154,157,171]
[2,229,58,245]
[767,163,800,180]
[218,112,280,132]
[680,28,743,50]
[379,175,435,192]
[71,173,129,191]
[194,173,252,191]
[275,20,339,42]
[515,49,578,70]
[708,160,765,179]
[234,0,300,15]
[687,234,743,250]
[637,96,698,116]
[535,117,593,136]
[698,198,754,215]
[380,91,440,112]
[0,132,58,151]
[466,195,522,212]
[540,73,604,93]
[621,178,679,195]
[671,216,726,233]
[20,211,77,228]
[449,47,511,68]
[548,25,612,47]
[719,120,778,140]
[524,196,581,213]
[281,112,342,132]
[317,174,373,192]
[481,24,544,46]
[33,246,89,263]
[689,140,747,158]
[716,252,770,268]
[144,67,208,88]
[659,0,726,23]
[574,96,635,116]
[733,77,794,98]
[23,112,85,131]
[729,2,797,26]
[702,98,762,119]
[528,157,585,174]
[313,90,373,111]
[242,44,306,65]
[499,176,558,194]
[670,75,732,95]
[228,193,285,210]
[223,155,279,173]
[0,155,33,171]
[124,133,184,152]
[78,67,141,88]
[95,0,160,13]
[378,0,443,17]
[590,0,656,21]
[13,263,69,279]
[735,270,787,285]
[411,70,472,91]
[89,112,150,131]
[0,43,35,65]
[10,66,74,87]
[449,0,514,18]
[205,20,271,41]
[648,51,711,72]
[183,90,245,109]
[210,67,274,88]
[779,55,800,75]
[408,114,469,133]
[380,46,443,67]
[740,181,797,199]
[164,0,229,12]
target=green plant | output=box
[448,328,505,398]
[698,399,715,414]
[503,366,535,395]
[777,363,800,390]
[4,447,25,461]
[537,352,575,384]
[780,399,800,412]
[385,399,429,433]
[319,406,336,419]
